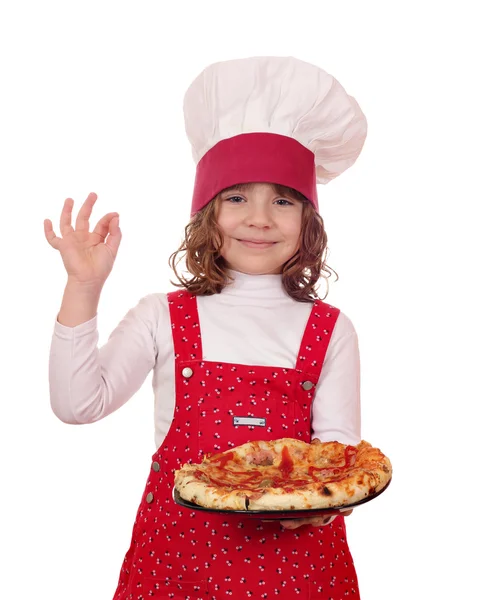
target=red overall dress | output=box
[113,290,360,599]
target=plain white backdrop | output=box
[1,1,478,598]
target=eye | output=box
[225,195,245,203]
[274,198,294,206]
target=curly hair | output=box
[169,183,338,302]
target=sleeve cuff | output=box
[53,314,98,339]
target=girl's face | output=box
[217,182,303,275]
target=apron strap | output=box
[295,300,340,380]
[167,290,204,363]
[167,290,339,380]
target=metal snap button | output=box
[151,461,160,472]
[146,492,154,503]
[302,380,314,391]
[182,367,193,378]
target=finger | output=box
[280,521,297,529]
[341,509,353,517]
[44,219,61,249]
[105,215,122,255]
[92,212,119,239]
[303,517,329,527]
[280,519,305,530]
[59,198,75,237]
[280,516,336,529]
[75,192,98,232]
[320,515,337,526]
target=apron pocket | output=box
[131,576,209,599]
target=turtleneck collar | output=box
[220,270,290,300]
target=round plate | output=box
[173,478,391,520]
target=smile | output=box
[237,239,277,249]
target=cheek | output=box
[216,211,237,236]
[216,223,233,256]
[220,235,232,255]
[282,219,302,247]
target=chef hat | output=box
[183,56,367,216]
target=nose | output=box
[243,202,273,228]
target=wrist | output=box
[57,279,104,327]
[65,277,104,296]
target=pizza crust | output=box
[174,438,392,511]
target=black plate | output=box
[173,479,391,520]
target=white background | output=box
[1,1,478,598]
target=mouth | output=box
[236,239,278,249]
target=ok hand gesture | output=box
[44,192,121,289]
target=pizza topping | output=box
[344,446,358,467]
[306,446,358,481]
[247,449,274,466]
[207,471,262,488]
[278,446,294,478]
[209,451,235,468]
[308,466,341,478]
[202,443,359,489]
[258,478,274,488]
[192,469,209,483]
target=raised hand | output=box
[44,192,121,288]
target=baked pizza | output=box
[174,438,392,511]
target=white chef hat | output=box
[183,56,367,216]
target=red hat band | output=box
[190,132,318,216]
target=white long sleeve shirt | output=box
[49,271,361,448]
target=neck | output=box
[220,269,289,300]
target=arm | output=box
[49,293,159,424]
[44,195,162,422]
[312,312,361,445]
[281,315,360,530]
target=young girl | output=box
[45,56,368,599]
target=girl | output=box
[45,56,368,599]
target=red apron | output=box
[113,290,360,599]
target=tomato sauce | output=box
[278,446,294,478]
[209,452,235,468]
[202,444,358,490]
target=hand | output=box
[279,509,353,530]
[44,192,121,288]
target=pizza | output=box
[174,438,392,511]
